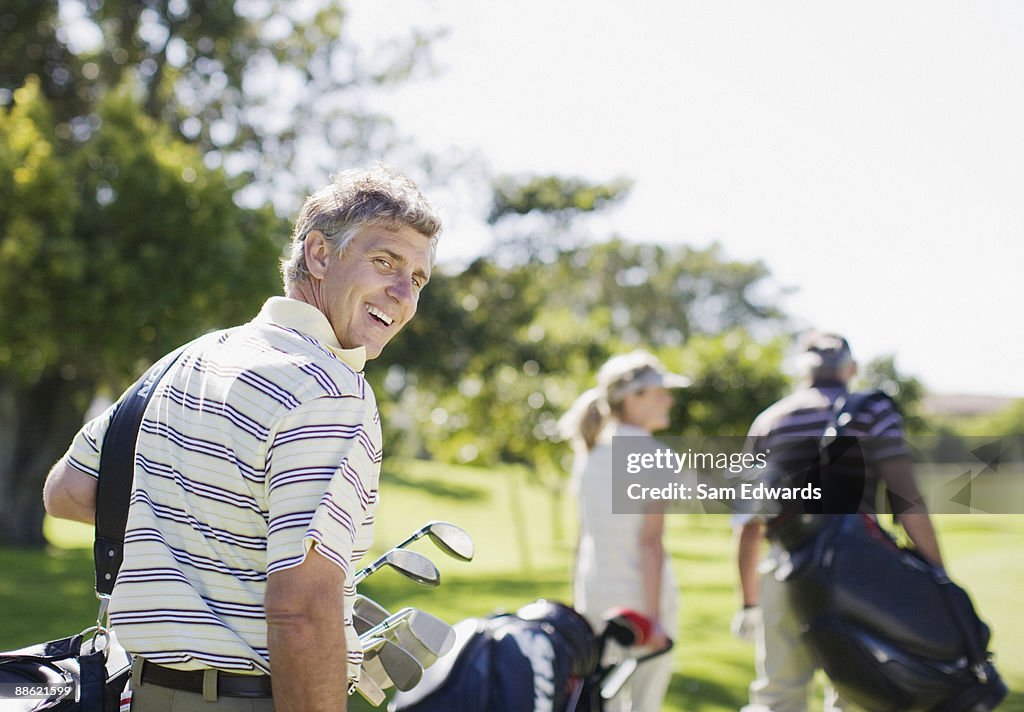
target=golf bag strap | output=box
[94,345,188,596]
[936,576,990,681]
[821,390,886,443]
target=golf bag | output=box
[0,631,132,712]
[754,390,1007,711]
[388,599,598,712]
[389,599,671,712]
[772,513,1006,712]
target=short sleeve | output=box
[265,395,381,579]
[64,401,119,479]
[861,395,910,462]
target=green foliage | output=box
[70,84,283,375]
[857,354,928,433]
[488,174,633,224]
[0,0,440,199]
[671,330,791,437]
[0,78,284,545]
[0,2,86,121]
[944,399,1024,438]
[0,79,283,386]
[0,77,79,380]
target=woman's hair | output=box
[558,349,685,451]
[558,388,613,451]
[281,164,442,291]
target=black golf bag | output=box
[770,513,1006,712]
[388,600,598,712]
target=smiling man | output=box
[43,165,441,712]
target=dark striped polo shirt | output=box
[747,384,909,514]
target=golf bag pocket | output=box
[806,613,1005,712]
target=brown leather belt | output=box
[140,661,273,698]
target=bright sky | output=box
[350,1,1024,397]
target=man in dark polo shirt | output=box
[731,332,943,712]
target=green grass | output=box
[4,459,1023,711]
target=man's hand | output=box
[731,605,762,643]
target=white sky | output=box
[346,1,1024,397]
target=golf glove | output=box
[731,605,761,643]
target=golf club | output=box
[354,594,391,634]
[360,607,456,661]
[396,520,475,562]
[353,595,450,667]
[363,639,424,692]
[353,548,440,587]
[600,640,674,701]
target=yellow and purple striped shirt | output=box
[66,297,379,678]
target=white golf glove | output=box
[731,605,762,643]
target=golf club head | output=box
[365,640,423,692]
[388,549,441,587]
[395,609,456,663]
[354,594,390,634]
[360,608,455,664]
[424,521,475,562]
[357,548,440,587]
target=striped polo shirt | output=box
[747,384,909,514]
[65,297,381,677]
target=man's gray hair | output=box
[281,164,442,291]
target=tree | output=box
[486,173,633,262]
[0,1,446,546]
[0,0,440,205]
[0,79,283,546]
[669,330,791,438]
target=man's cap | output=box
[799,331,854,373]
[597,350,691,405]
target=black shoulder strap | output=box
[819,389,888,465]
[94,346,187,595]
[822,389,887,439]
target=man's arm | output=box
[266,544,350,712]
[876,456,943,567]
[729,518,764,643]
[43,456,98,523]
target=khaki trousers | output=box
[741,558,851,712]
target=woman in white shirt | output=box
[560,350,689,712]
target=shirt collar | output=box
[254,297,367,373]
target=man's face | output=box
[316,223,433,359]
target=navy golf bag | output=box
[770,513,1007,712]
[389,599,671,712]
[388,600,598,712]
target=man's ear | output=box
[304,230,331,279]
